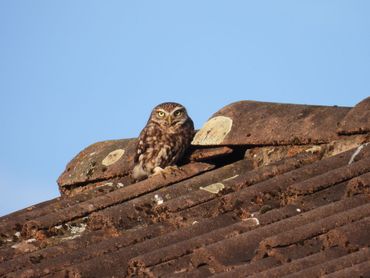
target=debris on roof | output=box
[1,97,370,277]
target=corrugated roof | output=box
[0,98,369,278]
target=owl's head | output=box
[149,102,190,127]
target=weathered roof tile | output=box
[192,101,350,146]
[57,138,136,190]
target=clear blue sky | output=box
[0,1,369,216]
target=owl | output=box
[132,102,194,180]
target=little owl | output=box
[132,102,194,180]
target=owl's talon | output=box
[151,167,167,179]
[150,165,181,179]
[166,165,178,172]
[153,166,164,174]
[164,165,183,176]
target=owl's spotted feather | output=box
[132,102,194,180]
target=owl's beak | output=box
[166,116,173,126]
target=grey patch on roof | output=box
[154,194,164,205]
[102,149,125,166]
[117,182,124,188]
[223,175,239,181]
[305,146,322,154]
[200,182,225,194]
[192,116,233,145]
[11,240,38,253]
[242,217,260,226]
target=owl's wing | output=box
[134,128,147,163]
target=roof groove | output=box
[190,195,369,270]
[284,247,370,278]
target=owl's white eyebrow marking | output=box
[156,108,169,114]
[172,107,184,113]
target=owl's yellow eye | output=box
[174,110,182,117]
[157,111,165,117]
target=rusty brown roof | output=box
[0,98,370,278]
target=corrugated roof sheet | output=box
[0,98,369,278]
